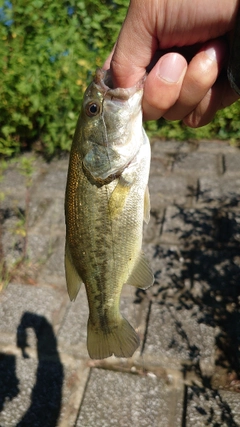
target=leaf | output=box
[0,0,239,158]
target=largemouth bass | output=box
[65,68,153,359]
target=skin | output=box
[104,0,240,127]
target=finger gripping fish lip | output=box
[94,68,145,100]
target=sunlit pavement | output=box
[0,140,240,426]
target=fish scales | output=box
[65,68,154,359]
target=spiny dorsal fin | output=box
[127,252,154,290]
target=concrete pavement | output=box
[0,139,240,426]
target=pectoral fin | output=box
[144,185,150,224]
[108,177,131,220]
[127,252,154,290]
[65,243,82,301]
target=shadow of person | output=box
[0,353,20,413]
[16,312,64,427]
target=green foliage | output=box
[18,155,35,188]
[145,99,240,142]
[0,0,240,157]
[0,0,129,156]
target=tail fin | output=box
[87,317,140,360]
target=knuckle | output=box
[183,111,201,128]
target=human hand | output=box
[104,0,240,127]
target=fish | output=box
[64,68,154,360]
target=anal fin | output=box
[127,252,154,290]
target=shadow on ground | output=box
[0,313,64,427]
[137,190,240,425]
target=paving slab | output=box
[0,353,63,427]
[151,139,193,154]
[149,174,194,208]
[0,351,90,427]
[141,243,188,301]
[0,140,240,426]
[160,206,216,246]
[197,176,240,207]
[143,209,165,244]
[197,140,237,153]
[37,239,66,288]
[0,283,67,347]
[76,367,184,427]
[224,152,240,176]
[173,152,221,176]
[30,158,68,199]
[143,302,216,373]
[186,385,240,426]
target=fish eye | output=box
[85,102,101,117]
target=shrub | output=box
[0,0,240,157]
[145,98,240,145]
[0,0,129,156]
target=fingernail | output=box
[205,46,217,61]
[157,53,186,83]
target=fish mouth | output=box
[93,68,145,100]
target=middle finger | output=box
[163,38,227,121]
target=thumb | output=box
[143,52,188,120]
[107,3,158,88]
